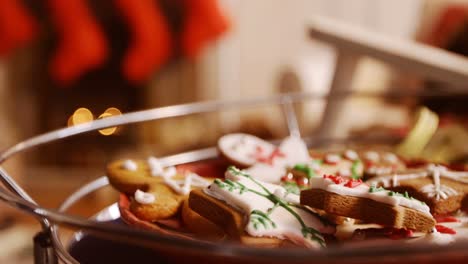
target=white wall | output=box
[199,0,424,135]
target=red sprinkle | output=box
[344,179,363,188]
[435,216,460,223]
[323,174,344,184]
[435,225,457,235]
[386,228,414,240]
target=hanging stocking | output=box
[48,0,108,86]
[181,0,230,58]
[114,0,172,83]
[0,0,37,56]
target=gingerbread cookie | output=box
[301,174,435,232]
[309,149,405,179]
[189,166,335,249]
[359,150,406,179]
[366,164,468,215]
[107,157,211,222]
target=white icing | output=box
[339,168,351,177]
[309,160,321,171]
[383,153,398,164]
[367,171,427,188]
[366,166,393,175]
[148,156,164,175]
[344,150,359,161]
[325,154,341,164]
[122,160,138,171]
[245,136,311,183]
[364,151,380,162]
[420,184,458,200]
[309,176,431,215]
[218,133,276,167]
[409,229,455,245]
[367,164,468,200]
[204,169,335,248]
[134,189,155,204]
[147,157,206,195]
[162,166,177,178]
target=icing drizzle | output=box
[205,166,334,248]
[122,157,210,196]
[367,164,468,200]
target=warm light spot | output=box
[98,107,122,136]
[68,108,93,127]
[103,107,122,116]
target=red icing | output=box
[353,227,413,240]
[296,177,309,187]
[344,179,363,188]
[281,173,294,182]
[435,225,457,235]
[435,216,460,223]
[386,228,414,240]
[255,147,285,165]
[364,161,374,168]
[323,174,344,184]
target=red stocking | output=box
[0,0,37,56]
[114,0,172,83]
[48,0,108,86]
[181,0,230,58]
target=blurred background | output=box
[0,0,467,262]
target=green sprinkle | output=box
[368,184,385,193]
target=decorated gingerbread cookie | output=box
[106,157,211,222]
[218,133,362,194]
[301,174,436,232]
[189,166,335,248]
[366,164,468,215]
[359,150,406,179]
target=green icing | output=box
[250,209,277,230]
[218,166,326,247]
[350,160,362,179]
[293,163,315,179]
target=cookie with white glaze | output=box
[217,133,277,168]
[189,167,335,249]
[218,133,311,183]
[301,174,435,232]
[366,164,468,215]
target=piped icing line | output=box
[309,175,431,215]
[366,164,468,201]
[204,166,335,248]
[146,157,204,195]
[134,189,155,204]
[122,159,138,171]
